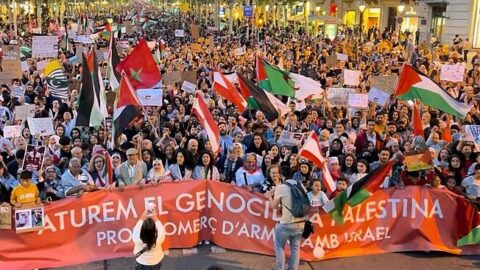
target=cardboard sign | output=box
[348,93,368,109]
[368,87,391,106]
[181,80,197,93]
[27,117,55,135]
[137,88,163,106]
[343,69,361,86]
[326,55,337,67]
[14,105,35,121]
[206,36,215,50]
[175,29,185,37]
[234,47,246,56]
[162,71,182,85]
[32,36,58,58]
[14,205,44,233]
[182,71,198,84]
[3,125,21,138]
[327,87,355,107]
[277,131,303,146]
[440,64,465,82]
[0,203,11,229]
[1,45,22,78]
[191,43,202,52]
[371,75,398,94]
[22,144,46,172]
[190,24,200,40]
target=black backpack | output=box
[283,181,311,218]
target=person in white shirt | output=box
[307,179,329,207]
[235,153,265,192]
[132,206,166,270]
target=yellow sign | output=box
[181,3,189,12]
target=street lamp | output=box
[397,4,405,14]
[359,1,366,42]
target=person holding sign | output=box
[10,170,40,207]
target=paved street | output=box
[55,245,480,270]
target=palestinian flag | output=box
[213,68,247,112]
[76,50,108,127]
[113,73,142,139]
[237,73,279,121]
[322,159,394,225]
[44,60,68,100]
[256,55,296,97]
[108,36,121,93]
[456,195,480,246]
[116,39,161,89]
[395,65,471,119]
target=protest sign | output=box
[207,26,219,31]
[27,117,55,135]
[440,64,465,82]
[0,203,11,229]
[175,29,185,37]
[404,150,433,172]
[124,21,133,35]
[191,43,202,52]
[21,61,29,72]
[162,71,182,85]
[3,125,21,138]
[32,28,42,34]
[1,45,22,78]
[327,87,355,107]
[371,75,398,94]
[32,36,58,58]
[277,131,303,146]
[348,93,368,109]
[181,71,198,84]
[137,88,163,106]
[181,80,197,93]
[234,47,246,56]
[190,24,200,40]
[14,105,35,121]
[368,87,391,106]
[22,145,46,172]
[343,69,361,86]
[14,205,44,234]
[1,182,479,270]
[465,125,480,151]
[336,53,348,62]
[326,55,337,67]
[11,86,25,98]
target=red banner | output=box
[0,181,479,270]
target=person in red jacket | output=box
[354,119,384,155]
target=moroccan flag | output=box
[76,50,108,127]
[456,195,480,246]
[192,92,220,154]
[44,60,68,100]
[256,55,296,97]
[213,68,247,112]
[298,132,336,194]
[395,65,470,119]
[113,73,142,139]
[108,36,121,93]
[322,159,394,225]
[412,101,424,136]
[237,73,279,121]
[116,39,161,89]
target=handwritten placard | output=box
[348,93,369,109]
[3,125,21,138]
[440,64,465,82]
[32,36,58,58]
[371,75,398,94]
[181,80,197,93]
[27,117,55,135]
[14,105,35,121]
[327,87,355,107]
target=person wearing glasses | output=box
[37,165,62,202]
[88,153,116,188]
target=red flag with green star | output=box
[115,38,161,89]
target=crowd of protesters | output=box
[0,4,479,212]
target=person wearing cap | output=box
[57,158,95,198]
[117,148,148,187]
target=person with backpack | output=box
[266,178,312,270]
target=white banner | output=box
[368,87,391,106]
[137,88,163,106]
[27,117,55,136]
[181,80,197,93]
[343,69,361,86]
[175,29,185,37]
[277,131,303,147]
[3,125,21,138]
[327,87,355,107]
[440,64,465,82]
[348,93,368,109]
[465,125,480,151]
[32,36,58,58]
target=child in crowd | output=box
[10,170,40,207]
[307,179,329,207]
[329,177,349,199]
